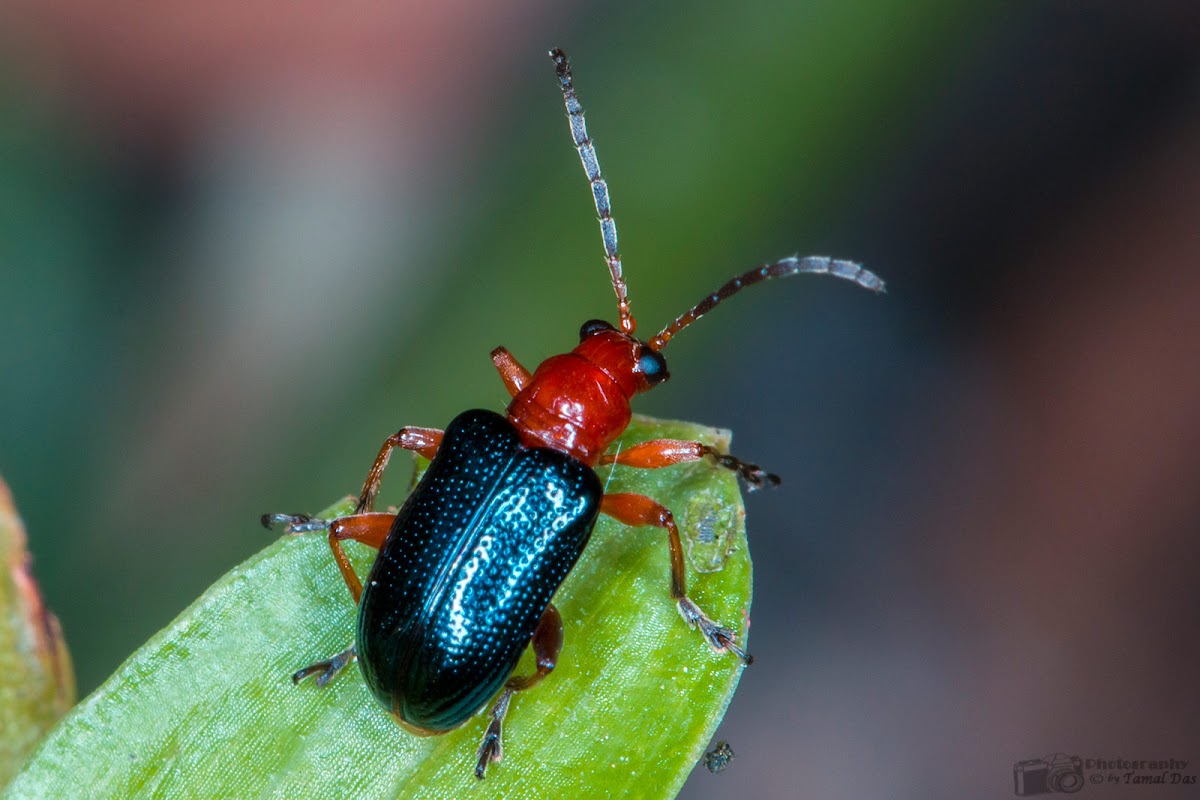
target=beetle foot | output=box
[677,597,753,664]
[700,447,781,492]
[261,513,330,534]
[292,644,356,688]
[737,463,781,492]
[474,689,513,780]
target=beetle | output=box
[263,47,884,780]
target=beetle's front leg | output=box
[599,439,780,490]
[355,426,444,513]
[600,493,752,664]
[475,603,564,779]
[491,346,532,397]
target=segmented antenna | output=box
[550,48,635,334]
[649,256,885,350]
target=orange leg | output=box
[475,603,564,779]
[325,514,395,603]
[266,503,397,686]
[490,346,532,397]
[265,424,441,594]
[599,439,780,490]
[264,512,395,602]
[600,493,752,663]
[271,426,439,690]
[355,427,443,513]
[285,512,396,688]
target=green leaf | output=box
[3,415,751,799]
[0,477,75,788]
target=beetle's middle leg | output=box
[600,492,752,664]
[271,513,396,688]
[475,603,564,780]
[265,427,441,689]
[599,439,780,490]
[262,512,395,603]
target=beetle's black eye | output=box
[579,319,615,341]
[636,349,669,386]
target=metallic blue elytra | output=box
[356,409,603,732]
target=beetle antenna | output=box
[550,48,635,334]
[649,255,885,350]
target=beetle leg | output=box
[475,603,564,780]
[355,427,444,513]
[325,513,396,603]
[264,511,396,603]
[288,514,395,689]
[293,643,356,688]
[600,493,753,664]
[598,439,780,490]
[490,346,532,397]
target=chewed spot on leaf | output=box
[681,497,742,574]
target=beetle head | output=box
[575,319,669,396]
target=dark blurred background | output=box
[2,1,1199,797]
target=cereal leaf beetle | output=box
[264,48,883,780]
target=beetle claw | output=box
[740,466,781,492]
[474,688,513,779]
[729,460,780,492]
[701,448,781,491]
[474,727,502,780]
[292,644,356,687]
[677,597,753,665]
[262,513,330,535]
[262,513,306,530]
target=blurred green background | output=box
[3,1,1199,797]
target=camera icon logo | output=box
[1014,753,1085,795]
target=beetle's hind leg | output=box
[475,603,564,780]
[293,643,357,688]
[600,492,752,664]
[599,439,780,490]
